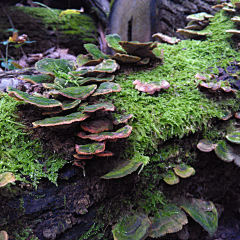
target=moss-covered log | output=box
[0,6,97,58]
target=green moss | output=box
[15,6,97,42]
[0,94,67,187]
[108,10,240,159]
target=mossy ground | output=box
[110,11,240,157]
[0,93,67,187]
[98,9,240,228]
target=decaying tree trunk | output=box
[108,0,218,41]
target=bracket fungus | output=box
[75,142,106,155]
[149,205,188,238]
[219,109,232,121]
[102,154,149,179]
[19,74,55,85]
[91,82,121,97]
[77,125,132,142]
[112,113,133,125]
[7,87,62,108]
[57,85,97,100]
[96,151,114,157]
[181,198,218,237]
[83,43,110,60]
[215,140,240,166]
[73,154,93,160]
[226,29,240,36]
[32,112,90,128]
[152,33,181,44]
[112,213,151,240]
[0,172,15,187]
[197,128,240,167]
[231,16,240,25]
[173,164,195,178]
[162,170,180,185]
[176,29,212,39]
[77,75,115,85]
[0,231,8,240]
[35,58,75,76]
[186,12,214,21]
[81,118,113,133]
[226,131,240,144]
[105,33,127,54]
[82,102,115,113]
[91,59,119,74]
[197,139,216,152]
[61,99,81,111]
[133,80,170,95]
[112,53,141,63]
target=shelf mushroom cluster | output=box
[7,58,138,177]
[212,2,240,36]
[197,123,240,167]
[112,198,218,240]
[177,12,214,39]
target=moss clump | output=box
[108,10,240,158]
[14,6,97,42]
[0,94,66,186]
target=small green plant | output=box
[78,223,102,240]
[0,28,35,70]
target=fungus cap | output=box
[83,102,115,113]
[35,58,75,75]
[181,198,218,237]
[176,29,212,38]
[214,140,235,163]
[32,112,90,128]
[7,87,62,108]
[77,125,132,142]
[96,151,114,157]
[0,231,8,240]
[75,142,105,155]
[173,164,195,178]
[92,82,121,96]
[112,53,141,63]
[112,213,151,240]
[226,132,240,144]
[149,205,188,238]
[112,113,134,125]
[19,74,55,84]
[152,33,181,44]
[81,118,113,133]
[58,85,97,100]
[197,139,216,152]
[73,154,93,160]
[163,170,180,185]
[0,172,15,187]
[105,33,127,54]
